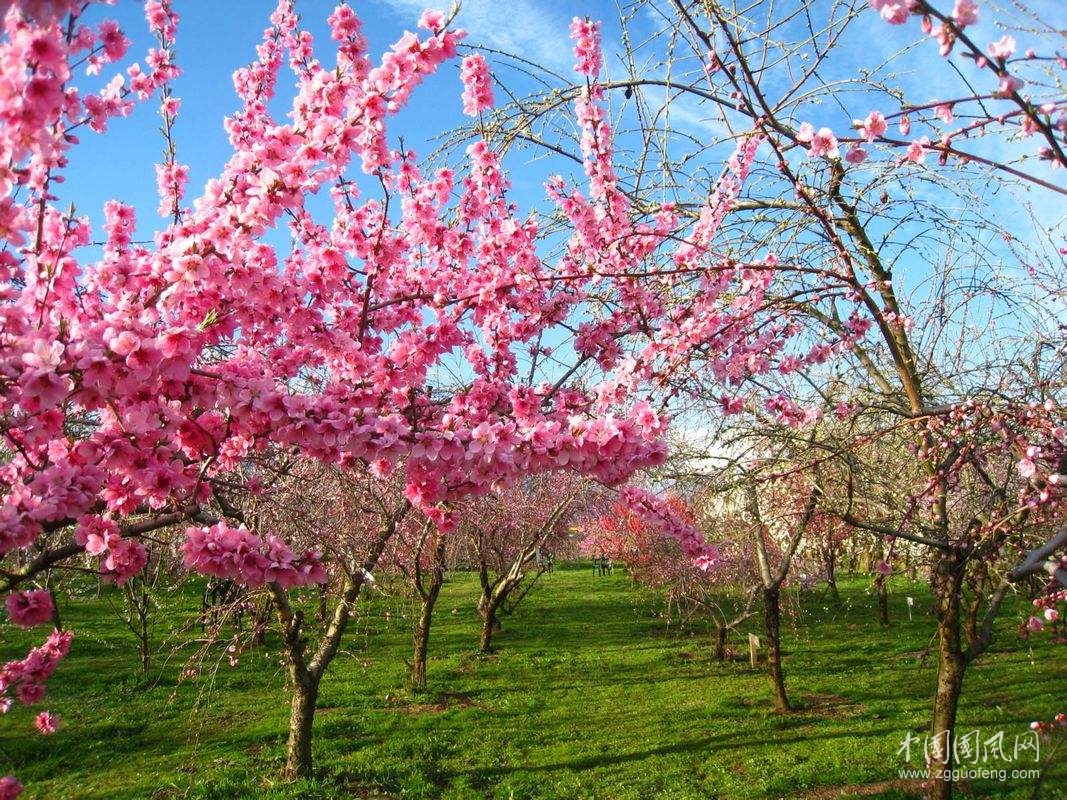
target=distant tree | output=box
[460,474,598,653]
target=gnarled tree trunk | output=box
[411,536,447,690]
[877,577,890,626]
[272,509,404,781]
[927,556,966,800]
[824,548,841,608]
[284,660,321,779]
[478,589,506,653]
[713,623,728,661]
[763,586,790,713]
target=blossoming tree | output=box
[0,0,826,790]
[580,494,759,661]
[458,473,599,653]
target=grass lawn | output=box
[1,564,1063,799]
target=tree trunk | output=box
[48,586,63,631]
[825,552,841,608]
[763,586,790,713]
[411,577,443,691]
[479,595,500,653]
[284,672,320,780]
[713,623,728,661]
[928,625,965,799]
[478,571,520,654]
[138,601,150,678]
[877,577,890,626]
[927,560,967,800]
[253,596,273,646]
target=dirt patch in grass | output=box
[390,691,485,715]
[892,650,929,662]
[800,693,862,719]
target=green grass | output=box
[2,565,1063,799]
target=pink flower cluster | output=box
[0,776,21,800]
[797,123,839,159]
[74,516,148,585]
[459,54,493,116]
[856,1,1061,172]
[0,629,72,717]
[619,487,719,570]
[917,399,1064,524]
[857,110,887,142]
[34,710,58,735]
[182,522,327,588]
[570,17,602,77]
[1027,588,1065,637]
[4,590,54,629]
[868,0,915,24]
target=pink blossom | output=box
[108,330,140,357]
[869,0,911,24]
[988,35,1015,60]
[904,136,930,163]
[835,401,856,419]
[952,0,978,27]
[16,683,44,707]
[417,9,446,32]
[1045,608,1060,622]
[570,17,602,77]
[459,54,493,117]
[994,74,1023,98]
[145,1,179,38]
[75,516,118,557]
[934,103,954,124]
[802,126,839,158]
[0,776,23,800]
[183,522,325,589]
[857,110,887,142]
[5,590,54,629]
[720,396,744,414]
[327,4,362,40]
[98,20,130,62]
[102,537,148,584]
[875,560,893,576]
[0,629,73,717]
[620,487,719,569]
[845,145,868,164]
[1017,457,1036,478]
[34,711,59,735]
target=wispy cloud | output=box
[375,0,575,72]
